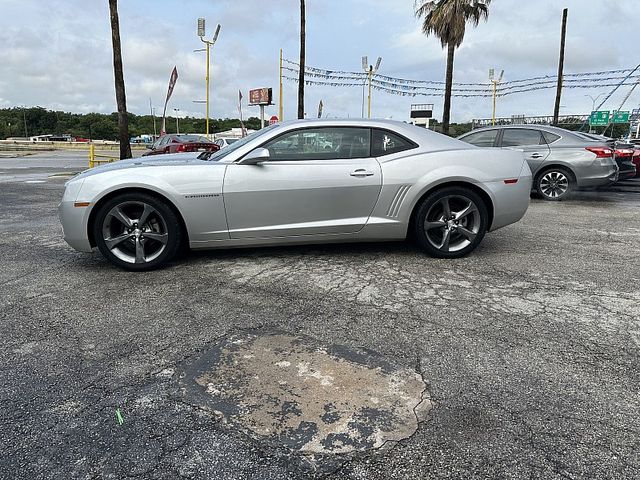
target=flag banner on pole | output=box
[166,66,179,103]
[238,90,247,137]
[161,66,179,136]
[318,100,323,118]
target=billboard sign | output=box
[249,88,273,106]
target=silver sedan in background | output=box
[59,119,531,270]
[458,125,618,200]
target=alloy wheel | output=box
[539,171,569,199]
[101,201,168,264]
[423,195,481,253]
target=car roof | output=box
[463,124,578,135]
[274,118,474,151]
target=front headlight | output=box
[61,178,86,202]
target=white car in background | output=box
[214,137,239,149]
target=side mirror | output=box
[239,147,270,165]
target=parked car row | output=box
[142,134,220,156]
[458,125,636,200]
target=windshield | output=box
[199,124,281,161]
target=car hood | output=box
[73,152,221,180]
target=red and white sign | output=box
[269,115,279,125]
[249,87,273,105]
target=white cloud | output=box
[0,0,638,125]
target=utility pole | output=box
[297,0,306,119]
[279,49,284,121]
[197,18,221,139]
[489,68,504,126]
[23,109,28,137]
[553,8,568,126]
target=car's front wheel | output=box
[414,187,489,258]
[536,168,572,201]
[93,193,182,271]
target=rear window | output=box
[542,131,561,144]
[176,135,210,143]
[371,129,416,156]
[461,130,498,147]
[501,129,545,147]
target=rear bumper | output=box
[489,163,532,231]
[577,166,618,188]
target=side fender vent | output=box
[387,184,411,218]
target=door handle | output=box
[530,153,544,159]
[350,169,374,177]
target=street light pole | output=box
[489,68,504,126]
[362,56,382,118]
[174,108,180,134]
[585,94,604,133]
[198,18,221,140]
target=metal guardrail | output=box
[88,144,119,168]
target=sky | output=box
[0,0,638,124]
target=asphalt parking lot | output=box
[1,152,639,479]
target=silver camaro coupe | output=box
[59,119,532,270]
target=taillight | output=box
[585,147,613,158]
[614,148,634,158]
[176,144,185,152]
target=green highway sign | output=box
[589,110,610,126]
[612,111,630,124]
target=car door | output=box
[499,128,550,174]
[223,127,382,239]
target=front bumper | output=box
[58,179,94,252]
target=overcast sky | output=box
[1,0,638,123]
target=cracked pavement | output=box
[1,154,639,479]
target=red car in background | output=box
[142,134,220,156]
[632,148,640,178]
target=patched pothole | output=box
[178,330,431,471]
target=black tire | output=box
[413,186,489,258]
[93,192,182,271]
[535,167,573,201]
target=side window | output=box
[542,131,561,144]
[371,129,416,156]
[263,128,371,161]
[501,129,544,147]
[158,136,170,147]
[461,130,498,147]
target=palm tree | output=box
[415,0,491,135]
[297,0,306,119]
[108,0,132,159]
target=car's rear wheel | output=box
[536,168,572,201]
[414,187,488,258]
[93,193,181,271]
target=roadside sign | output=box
[612,111,630,124]
[631,109,640,122]
[269,115,278,125]
[589,110,609,126]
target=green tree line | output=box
[0,107,264,140]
